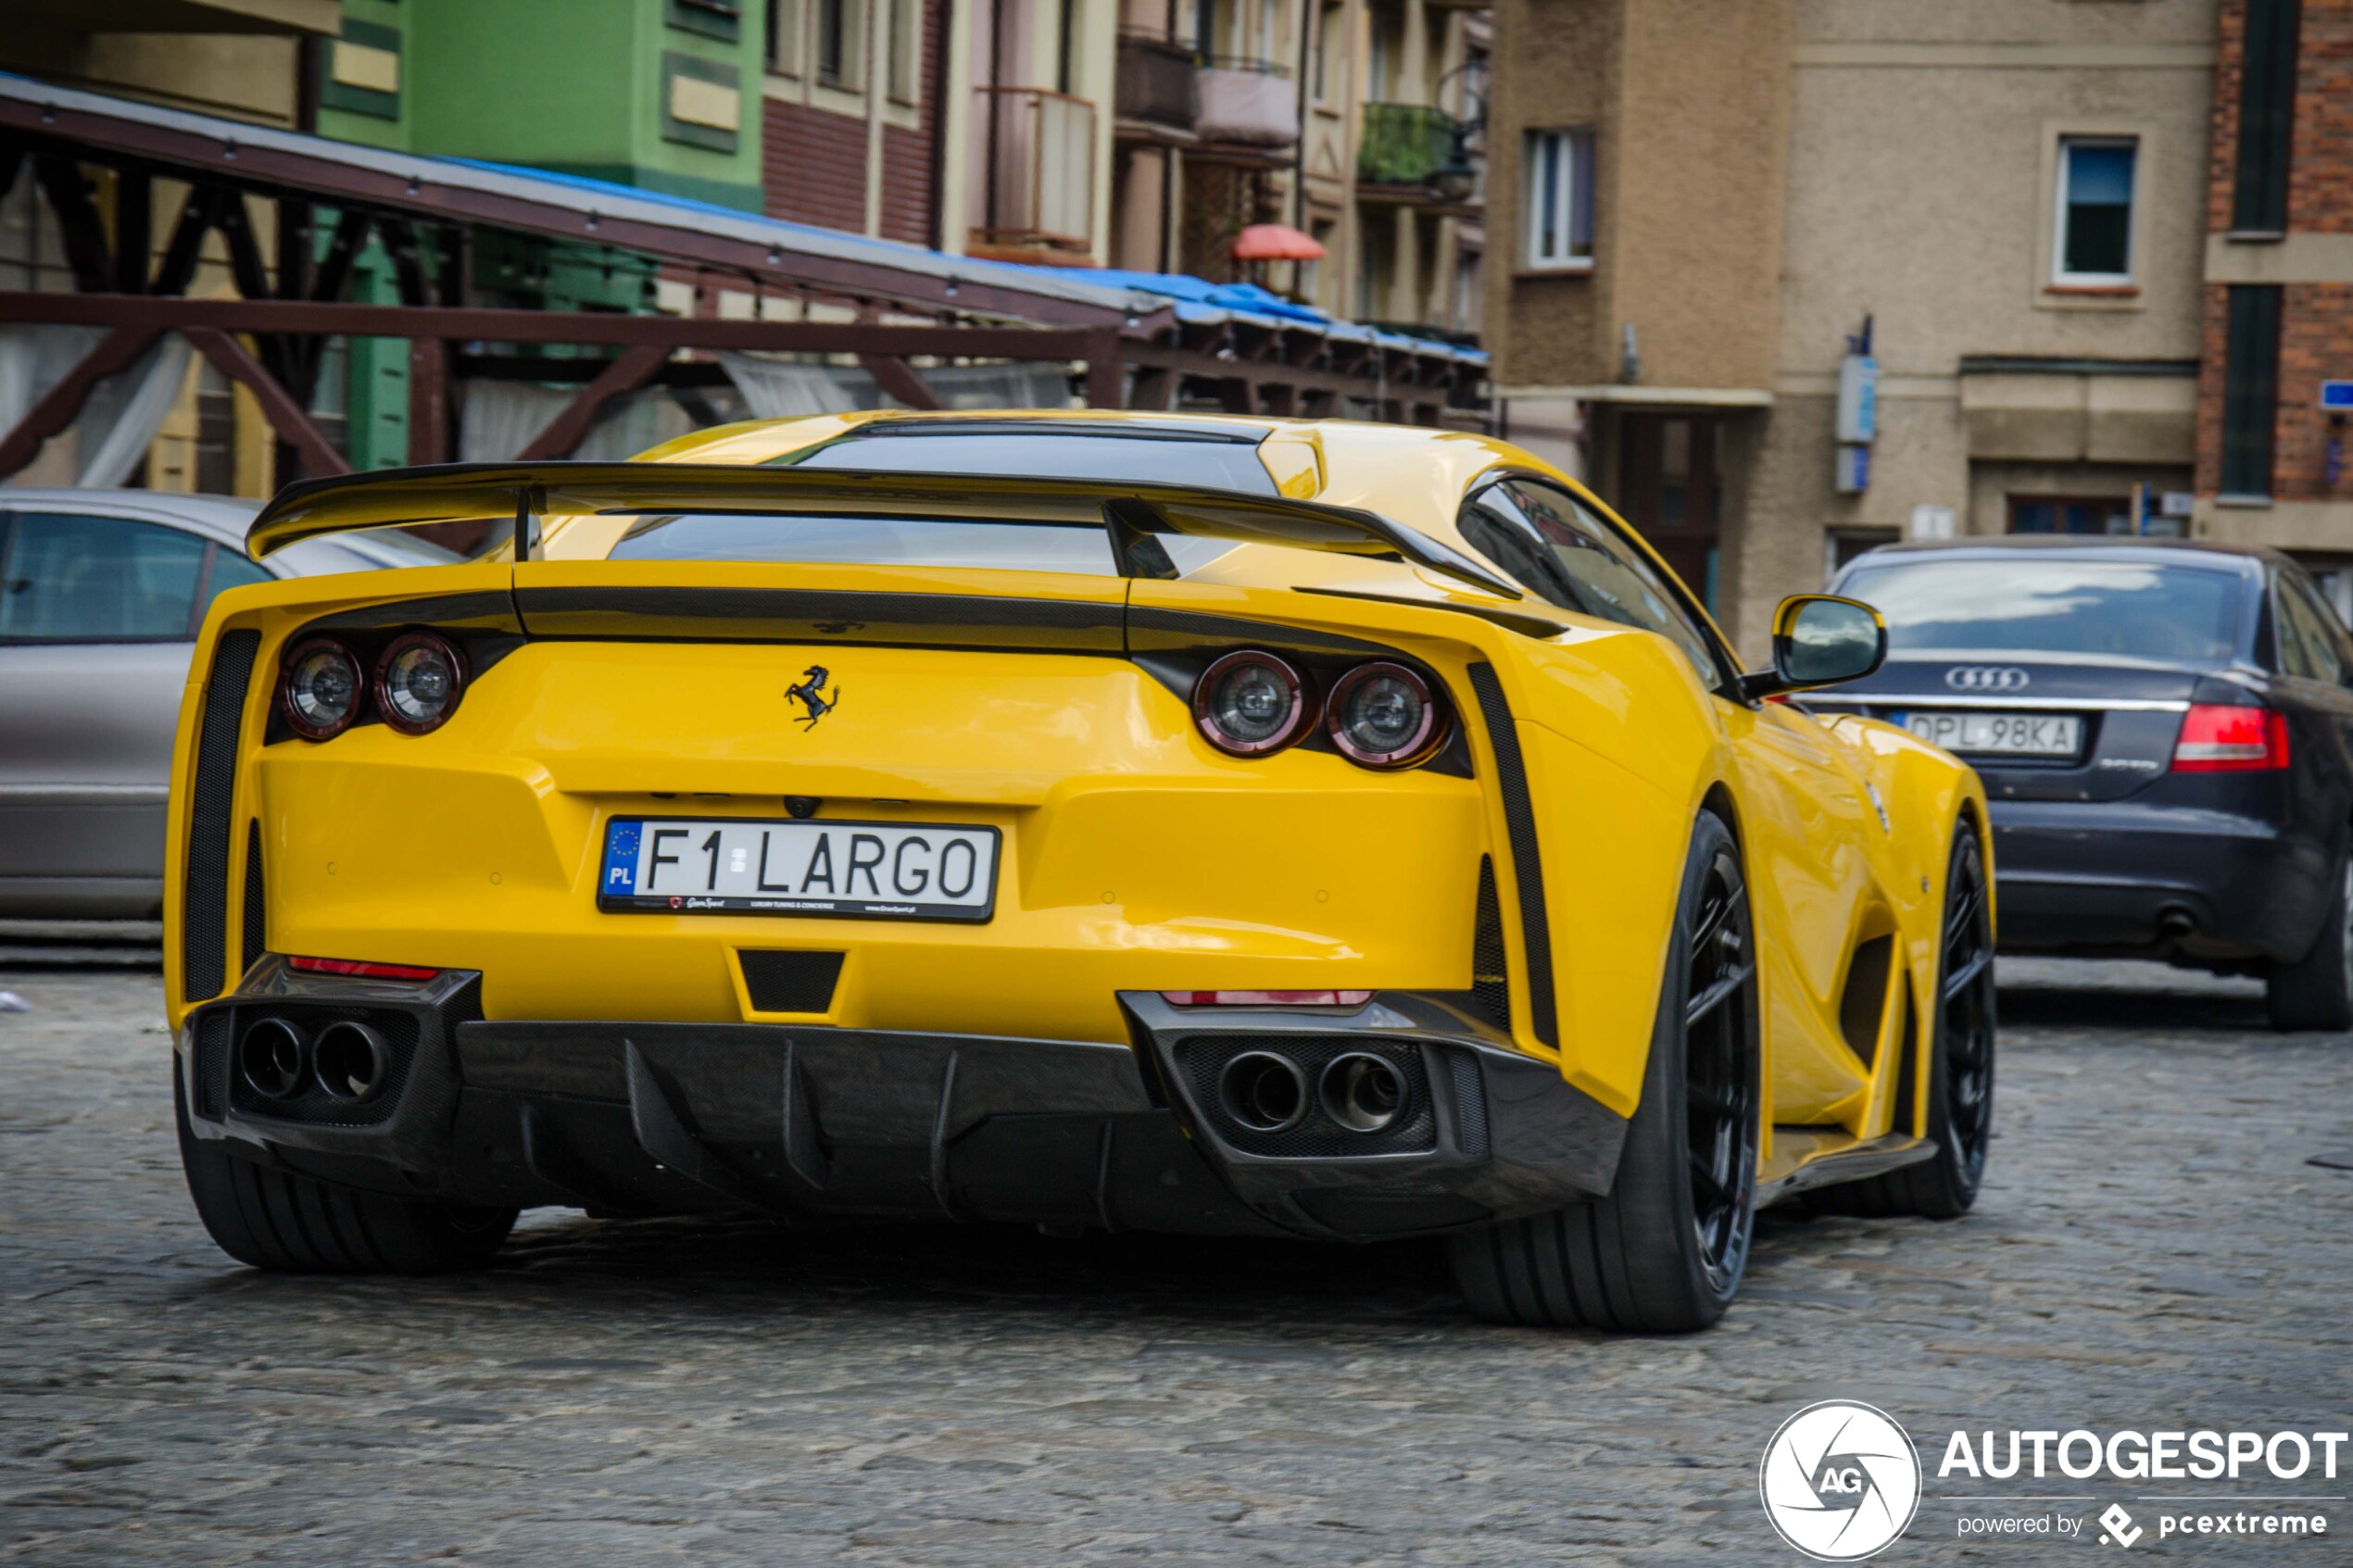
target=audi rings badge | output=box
[1944,666,2031,693]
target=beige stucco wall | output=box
[1724,0,2221,651]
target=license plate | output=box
[1896,710,2082,758]
[598,818,1000,922]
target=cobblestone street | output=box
[1,960,2347,1564]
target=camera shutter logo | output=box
[1758,1401,1922,1561]
[1945,666,2030,693]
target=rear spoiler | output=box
[246,461,1524,599]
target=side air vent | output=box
[1838,934,1894,1068]
[240,819,266,980]
[182,629,259,1003]
[739,949,845,1014]
[1465,663,1557,1049]
[1470,855,1511,1033]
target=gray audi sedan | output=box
[0,490,457,920]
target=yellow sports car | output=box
[164,412,1992,1333]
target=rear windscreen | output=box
[787,431,1280,495]
[605,512,1234,576]
[1838,558,2246,665]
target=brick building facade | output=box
[2197,0,2353,589]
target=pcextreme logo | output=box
[1759,1401,1924,1561]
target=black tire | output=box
[1806,822,1995,1221]
[2267,852,2353,1032]
[175,1069,515,1273]
[1448,810,1760,1333]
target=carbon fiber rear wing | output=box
[245,461,1523,599]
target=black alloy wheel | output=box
[1449,810,1762,1332]
[1683,847,1761,1294]
[1808,822,1995,1220]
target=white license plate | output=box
[598,818,1000,922]
[1896,710,2082,758]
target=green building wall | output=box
[316,0,762,212]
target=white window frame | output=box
[2052,134,2138,287]
[1522,127,1593,272]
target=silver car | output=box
[0,490,458,919]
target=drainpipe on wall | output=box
[866,0,888,237]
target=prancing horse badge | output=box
[786,665,839,729]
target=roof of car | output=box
[1845,536,2284,571]
[6,486,459,572]
[2,487,258,546]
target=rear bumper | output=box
[1989,797,2328,961]
[180,960,1626,1242]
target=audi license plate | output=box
[598,818,1000,922]
[1895,710,2082,758]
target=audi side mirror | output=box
[1742,595,1888,701]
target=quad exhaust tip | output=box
[235,1017,308,1101]
[1321,1052,1406,1134]
[1218,1050,1309,1133]
[312,1020,390,1103]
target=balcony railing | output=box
[1197,56,1299,146]
[1115,29,1199,132]
[1358,103,1460,186]
[970,87,1097,256]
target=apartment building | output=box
[1485,0,2220,647]
[1106,0,1484,337]
[2197,0,2353,606]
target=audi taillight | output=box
[1193,650,1314,756]
[280,637,366,740]
[2171,704,2290,771]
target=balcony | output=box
[1115,29,1199,135]
[1196,57,1299,148]
[1358,103,1461,187]
[969,87,1098,260]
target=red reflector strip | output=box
[1161,989,1374,1007]
[2171,705,2290,771]
[287,955,442,981]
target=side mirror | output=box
[1742,594,1887,701]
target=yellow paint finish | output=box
[171,413,1987,1180]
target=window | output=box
[1459,479,1720,681]
[1313,1,1343,104]
[2221,284,2282,497]
[2009,495,2132,535]
[787,427,1280,494]
[0,514,209,642]
[2275,572,2348,684]
[199,550,274,622]
[815,0,861,89]
[766,0,802,75]
[888,0,921,104]
[1834,558,2246,667]
[2054,137,2137,284]
[1523,129,1594,270]
[2233,0,2300,232]
[665,0,742,43]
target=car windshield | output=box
[1838,556,2246,666]
[606,512,1234,576]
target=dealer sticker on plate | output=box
[598,818,1000,922]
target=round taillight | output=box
[373,632,466,735]
[1193,650,1313,757]
[1327,661,1446,769]
[280,637,366,741]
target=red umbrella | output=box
[1232,223,1326,261]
